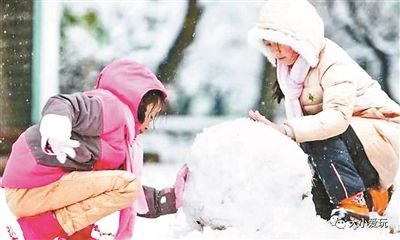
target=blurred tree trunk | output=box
[0,0,33,155]
[323,0,398,103]
[344,0,391,97]
[156,0,203,84]
[257,59,277,120]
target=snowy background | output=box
[56,0,399,164]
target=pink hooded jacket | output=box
[2,59,168,238]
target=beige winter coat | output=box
[248,0,400,189]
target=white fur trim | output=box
[248,27,319,67]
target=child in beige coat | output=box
[248,0,399,222]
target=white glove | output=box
[40,114,80,163]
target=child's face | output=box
[263,40,299,66]
[139,102,161,134]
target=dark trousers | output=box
[300,126,380,220]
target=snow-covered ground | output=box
[0,165,399,239]
[2,164,398,239]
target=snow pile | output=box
[182,118,316,237]
[0,186,23,239]
[386,173,400,233]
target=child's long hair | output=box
[138,90,167,123]
[272,80,284,103]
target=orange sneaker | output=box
[369,188,389,216]
[338,192,369,220]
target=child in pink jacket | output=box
[1,59,188,239]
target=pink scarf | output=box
[114,105,149,239]
[277,57,310,119]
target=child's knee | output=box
[4,188,29,218]
[126,178,141,202]
[115,172,141,205]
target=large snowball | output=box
[182,118,315,235]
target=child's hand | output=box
[249,110,287,135]
[139,166,189,219]
[249,109,273,125]
[40,114,80,163]
[175,164,189,208]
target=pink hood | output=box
[95,59,168,136]
[96,59,168,239]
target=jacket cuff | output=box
[282,123,296,141]
[137,186,177,218]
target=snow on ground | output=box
[0,164,398,239]
[0,119,399,239]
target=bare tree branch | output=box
[156,0,203,84]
